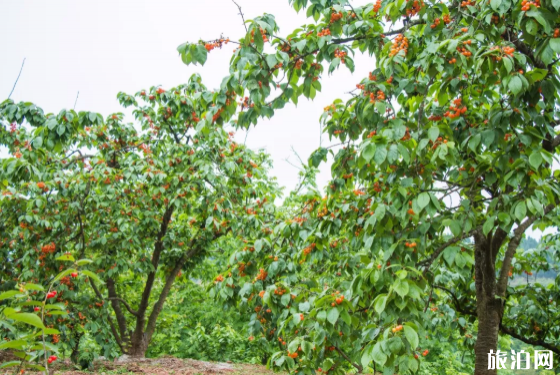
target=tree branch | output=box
[108,297,139,317]
[73,91,80,110]
[8,58,25,99]
[434,285,476,317]
[334,346,363,373]
[88,278,124,352]
[417,227,479,271]
[543,132,560,152]
[144,246,199,342]
[230,0,248,33]
[509,35,546,70]
[107,278,129,339]
[496,204,555,297]
[136,204,175,320]
[500,324,560,355]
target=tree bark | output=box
[473,231,500,375]
[474,294,501,374]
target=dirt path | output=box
[42,357,281,375]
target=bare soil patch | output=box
[34,357,280,375]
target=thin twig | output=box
[230,0,248,33]
[8,58,26,99]
[73,91,80,110]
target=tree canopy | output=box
[1,0,560,374]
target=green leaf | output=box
[374,294,388,314]
[0,291,21,301]
[529,151,542,169]
[327,307,339,325]
[503,56,513,73]
[509,76,523,95]
[417,193,430,211]
[0,339,26,350]
[254,239,264,252]
[23,284,44,292]
[361,345,373,369]
[483,217,495,236]
[418,138,429,151]
[362,143,376,162]
[394,279,409,297]
[299,302,310,313]
[0,361,21,369]
[371,341,388,367]
[55,254,75,262]
[455,253,467,268]
[265,54,277,68]
[329,58,341,74]
[193,45,208,65]
[428,127,439,142]
[53,269,77,283]
[525,19,538,35]
[515,201,527,221]
[374,146,388,164]
[76,259,93,266]
[7,313,45,329]
[443,247,458,266]
[81,270,104,284]
[317,310,327,322]
[490,0,501,11]
[44,304,64,311]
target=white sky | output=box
[0,0,373,193]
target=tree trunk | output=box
[473,231,501,375]
[128,333,149,358]
[474,296,501,374]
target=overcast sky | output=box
[0,0,373,193]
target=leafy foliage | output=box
[175,0,560,373]
[0,257,92,374]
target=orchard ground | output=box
[28,357,282,375]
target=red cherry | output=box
[46,291,57,299]
[71,272,78,278]
[34,307,40,312]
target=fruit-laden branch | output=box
[88,278,125,352]
[334,346,363,373]
[499,324,560,355]
[496,204,556,297]
[508,33,546,70]
[289,19,426,65]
